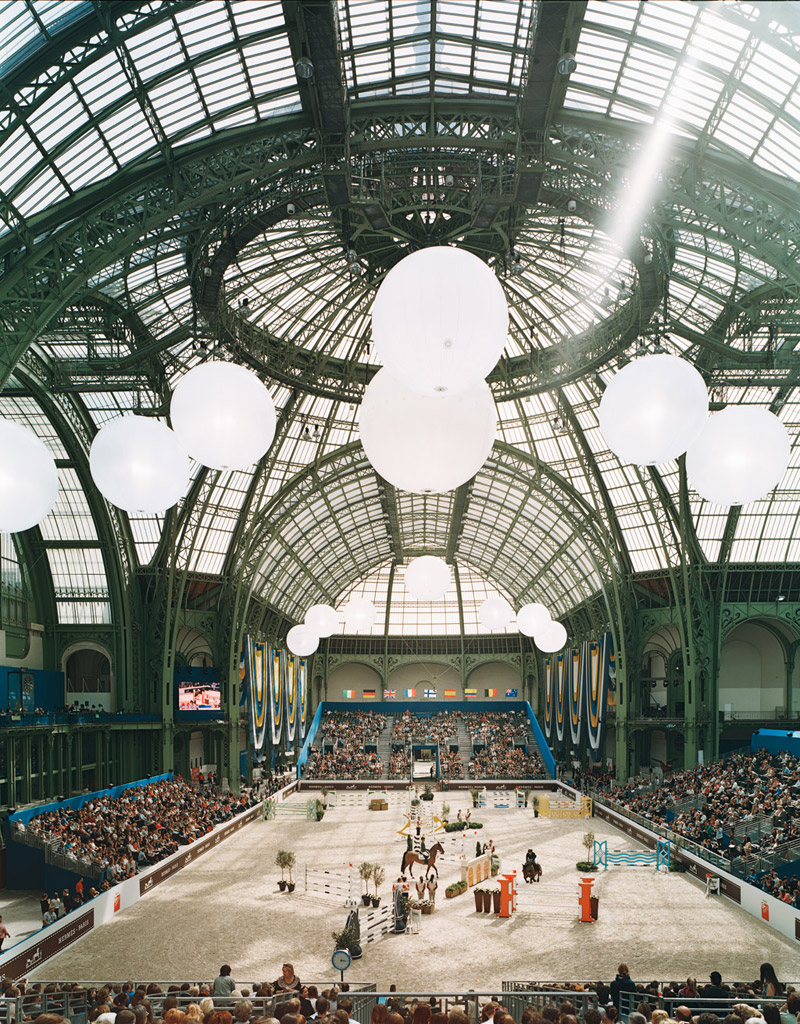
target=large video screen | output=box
[178,681,221,711]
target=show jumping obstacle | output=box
[303,864,360,906]
[537,794,592,818]
[498,872,596,922]
[593,838,671,870]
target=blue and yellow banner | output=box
[554,652,566,755]
[569,646,583,756]
[298,658,308,740]
[543,657,553,743]
[285,653,297,749]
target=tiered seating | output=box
[303,710,387,779]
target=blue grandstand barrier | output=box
[296,701,323,776]
[522,701,556,778]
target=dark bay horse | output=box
[401,840,444,878]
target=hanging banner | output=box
[242,636,268,763]
[569,646,583,756]
[285,653,297,749]
[298,657,308,741]
[606,634,617,708]
[554,652,566,755]
[269,647,283,747]
[585,637,606,761]
[543,657,553,744]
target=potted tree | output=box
[275,849,291,891]
[473,886,483,912]
[577,832,597,871]
[359,861,373,906]
[286,851,296,892]
[315,798,325,821]
[421,784,434,801]
[441,802,450,822]
[469,787,482,808]
[332,925,362,960]
[320,786,330,808]
[532,795,540,817]
[492,888,501,913]
[371,865,385,907]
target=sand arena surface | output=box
[32,789,800,988]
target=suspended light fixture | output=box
[295,58,314,79]
[405,556,451,600]
[171,362,276,471]
[359,368,496,493]
[557,52,577,76]
[304,603,340,638]
[536,621,568,653]
[286,624,319,657]
[598,353,708,465]
[516,602,552,637]
[89,416,190,513]
[0,419,59,533]
[371,246,508,397]
[343,597,377,632]
[686,406,791,506]
[478,597,514,631]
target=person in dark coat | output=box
[610,964,637,1010]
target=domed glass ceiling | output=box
[1,0,800,634]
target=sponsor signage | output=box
[719,877,741,903]
[2,909,94,980]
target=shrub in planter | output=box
[276,849,292,891]
[668,860,688,873]
[421,784,434,801]
[473,887,483,912]
[576,861,597,871]
[492,888,501,913]
[445,883,463,899]
[372,865,385,907]
[359,861,373,905]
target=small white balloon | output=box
[89,416,190,514]
[599,354,708,465]
[478,597,514,631]
[686,406,791,506]
[359,368,496,493]
[536,621,568,653]
[304,603,339,638]
[344,597,377,632]
[371,246,508,397]
[171,361,276,470]
[286,624,319,657]
[517,602,552,637]
[0,418,59,533]
[405,556,451,600]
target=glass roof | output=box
[2,0,800,640]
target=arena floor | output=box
[29,789,800,989]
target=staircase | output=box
[456,716,473,767]
[376,728,393,779]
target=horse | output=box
[522,859,542,883]
[401,841,444,878]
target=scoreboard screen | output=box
[178,681,221,711]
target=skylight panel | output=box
[125,21,184,77]
[715,91,773,156]
[54,132,117,192]
[71,51,130,113]
[636,1,695,47]
[3,124,42,192]
[26,81,86,152]
[175,0,234,58]
[101,101,158,163]
[13,166,68,217]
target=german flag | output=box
[363,689,376,699]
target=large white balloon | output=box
[359,368,496,493]
[171,361,276,470]
[286,624,319,657]
[90,416,190,513]
[536,621,568,653]
[0,419,59,533]
[478,597,514,631]
[517,602,552,637]
[598,354,708,466]
[371,246,508,397]
[344,597,377,632]
[304,603,339,638]
[405,556,451,600]
[686,406,791,506]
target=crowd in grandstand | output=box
[13,778,257,882]
[439,749,464,779]
[463,709,531,745]
[388,748,410,779]
[469,747,545,779]
[391,710,459,744]
[303,747,383,780]
[6,962,798,1024]
[318,710,386,743]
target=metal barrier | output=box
[617,990,778,1022]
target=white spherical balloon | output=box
[344,597,377,632]
[686,406,791,506]
[89,416,190,513]
[599,354,708,465]
[517,602,552,637]
[405,556,451,600]
[478,597,514,631]
[304,603,339,638]
[0,419,59,533]
[536,621,568,653]
[359,368,496,493]
[371,246,508,397]
[286,624,319,657]
[171,361,276,470]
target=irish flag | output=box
[343,689,355,698]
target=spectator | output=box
[214,968,236,999]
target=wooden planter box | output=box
[369,799,389,811]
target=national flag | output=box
[404,688,416,698]
[384,689,396,699]
[485,688,497,697]
[363,689,376,699]
[505,688,518,698]
[444,689,457,698]
[464,687,477,697]
[424,688,437,698]
[343,689,355,699]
